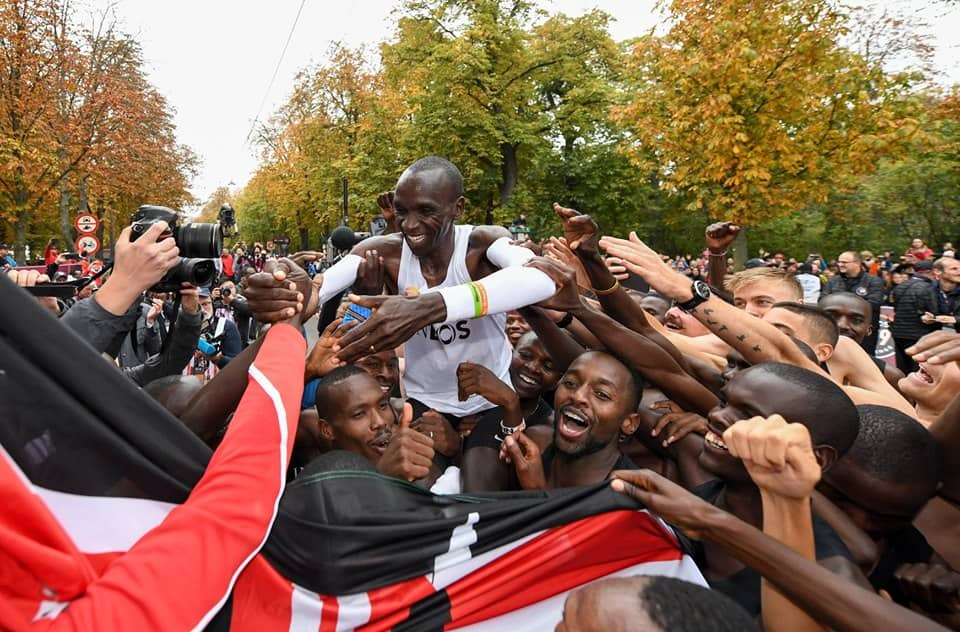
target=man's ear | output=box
[866,325,874,337]
[813,444,838,474]
[815,343,834,363]
[620,412,642,438]
[453,196,466,220]
[318,418,336,442]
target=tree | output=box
[613,0,924,243]
[0,0,193,259]
[381,0,621,224]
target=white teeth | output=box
[565,410,587,423]
[705,431,728,451]
[519,374,537,385]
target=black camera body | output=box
[130,205,223,292]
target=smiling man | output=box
[314,365,436,483]
[498,351,643,490]
[307,157,557,430]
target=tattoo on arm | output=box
[753,345,762,353]
[706,318,718,325]
[737,334,747,342]
[704,308,714,315]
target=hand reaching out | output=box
[553,203,600,254]
[457,361,517,408]
[543,237,592,290]
[305,318,356,380]
[354,249,385,295]
[411,410,459,458]
[523,256,582,313]
[611,469,720,539]
[909,331,960,366]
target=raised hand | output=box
[377,404,435,482]
[305,318,355,380]
[456,360,517,407]
[522,256,582,313]
[499,432,547,490]
[553,202,600,254]
[243,260,304,327]
[599,233,691,300]
[722,415,821,501]
[544,236,592,290]
[705,221,741,254]
[354,249,385,295]
[377,191,396,228]
[610,469,720,539]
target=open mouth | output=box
[558,407,590,440]
[369,432,392,455]
[913,364,935,385]
[704,429,729,451]
[406,234,427,246]
[516,371,539,388]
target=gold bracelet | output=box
[594,280,620,296]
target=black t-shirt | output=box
[869,526,934,604]
[541,444,637,475]
[526,398,553,427]
[690,479,854,616]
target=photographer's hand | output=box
[180,284,200,315]
[96,222,179,315]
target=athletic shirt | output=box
[398,225,513,416]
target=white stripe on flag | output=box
[191,363,292,632]
[289,585,323,632]
[336,593,372,631]
[1,444,176,554]
[432,511,479,579]
[458,556,706,631]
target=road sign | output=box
[75,234,100,256]
[74,214,99,234]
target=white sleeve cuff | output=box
[486,237,535,268]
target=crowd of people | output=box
[3,155,960,630]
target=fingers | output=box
[513,431,539,456]
[553,201,578,220]
[399,402,413,430]
[140,220,170,242]
[909,331,960,364]
[347,293,389,309]
[502,435,528,467]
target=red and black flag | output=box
[0,276,703,631]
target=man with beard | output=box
[496,351,644,490]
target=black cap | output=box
[915,260,934,271]
[744,258,767,269]
[0,243,8,249]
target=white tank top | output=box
[398,225,513,415]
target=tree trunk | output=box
[59,173,73,247]
[299,227,309,251]
[733,226,749,270]
[497,142,519,223]
[14,219,28,264]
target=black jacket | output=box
[823,271,884,307]
[890,276,937,341]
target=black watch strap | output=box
[677,281,711,312]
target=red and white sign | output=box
[75,234,100,256]
[74,214,99,234]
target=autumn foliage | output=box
[0,0,194,260]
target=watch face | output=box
[694,281,711,299]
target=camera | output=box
[221,287,232,298]
[130,205,223,291]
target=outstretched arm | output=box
[526,257,719,416]
[611,469,947,632]
[334,232,557,363]
[40,322,306,631]
[600,233,818,371]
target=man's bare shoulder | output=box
[468,225,513,250]
[351,234,403,257]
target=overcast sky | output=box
[90,0,960,209]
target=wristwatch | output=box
[677,280,711,312]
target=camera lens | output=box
[177,222,223,258]
[163,257,216,288]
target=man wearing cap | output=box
[0,243,15,268]
[890,259,938,373]
[822,250,884,354]
[183,287,243,382]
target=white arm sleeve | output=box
[485,236,536,268]
[316,254,362,304]
[437,237,556,322]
